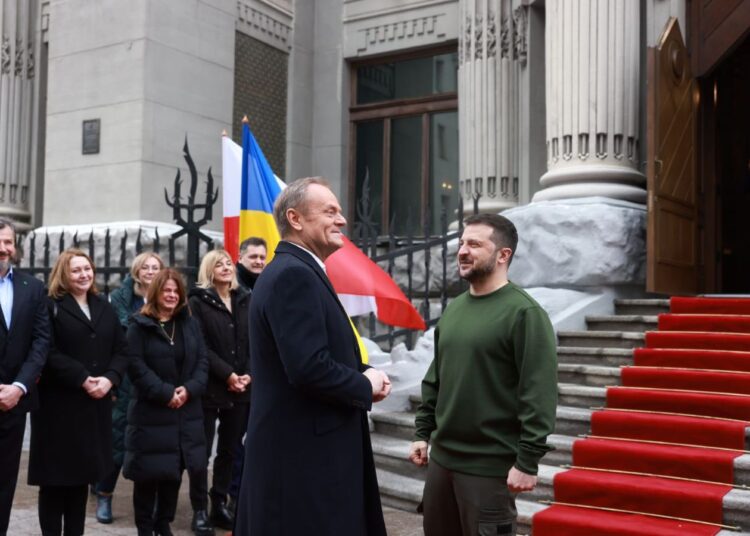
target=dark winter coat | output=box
[108,276,143,466]
[188,287,251,408]
[123,310,208,482]
[235,263,258,292]
[28,293,129,486]
[234,241,386,536]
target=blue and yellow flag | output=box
[240,120,283,262]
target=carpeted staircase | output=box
[370,297,750,535]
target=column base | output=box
[534,164,647,203]
[533,182,647,203]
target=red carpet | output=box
[572,437,738,483]
[553,469,730,524]
[533,505,720,535]
[621,366,750,395]
[658,314,750,334]
[634,348,750,372]
[645,331,750,351]
[671,297,750,315]
[533,296,750,535]
[590,409,747,449]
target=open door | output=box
[646,18,699,295]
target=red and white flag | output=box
[326,237,426,330]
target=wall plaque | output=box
[82,119,100,154]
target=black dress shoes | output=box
[191,509,215,536]
[211,498,235,530]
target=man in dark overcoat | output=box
[234,177,391,536]
[0,218,50,536]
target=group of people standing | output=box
[0,176,558,536]
[0,216,269,536]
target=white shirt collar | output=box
[286,241,326,273]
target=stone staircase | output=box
[369,298,750,534]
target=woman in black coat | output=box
[188,249,251,530]
[123,268,209,536]
[29,249,129,536]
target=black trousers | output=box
[422,460,517,536]
[0,412,26,536]
[133,479,181,532]
[191,403,247,505]
[38,485,88,536]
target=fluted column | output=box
[0,0,36,225]
[459,0,528,212]
[533,0,646,203]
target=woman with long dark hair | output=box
[28,249,128,536]
[95,251,164,524]
[123,268,209,536]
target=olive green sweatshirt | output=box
[414,282,558,477]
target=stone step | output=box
[376,467,423,513]
[372,433,427,481]
[372,432,580,482]
[586,315,658,333]
[554,406,593,436]
[541,434,575,467]
[557,330,646,349]
[520,464,564,503]
[614,298,671,316]
[398,399,593,438]
[557,346,633,367]
[558,383,606,408]
[371,411,417,441]
[558,363,621,388]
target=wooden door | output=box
[646,18,699,295]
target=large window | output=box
[350,47,458,236]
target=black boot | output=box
[211,496,234,530]
[191,509,215,536]
[96,493,113,524]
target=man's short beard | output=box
[459,252,499,283]
[0,258,14,274]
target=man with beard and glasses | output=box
[409,213,557,536]
[0,218,50,536]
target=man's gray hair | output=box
[273,177,330,238]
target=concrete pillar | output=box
[533,0,646,203]
[459,0,529,212]
[0,0,36,225]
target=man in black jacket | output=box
[235,177,391,536]
[0,218,50,536]
[235,237,267,291]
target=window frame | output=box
[348,43,458,235]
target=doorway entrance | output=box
[712,36,750,292]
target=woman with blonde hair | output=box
[188,249,251,530]
[124,268,209,536]
[28,249,129,535]
[93,251,164,524]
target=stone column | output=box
[533,0,646,203]
[0,0,36,225]
[459,0,528,212]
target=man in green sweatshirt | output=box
[410,213,557,536]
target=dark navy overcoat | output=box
[234,241,386,536]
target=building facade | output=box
[2,0,749,293]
